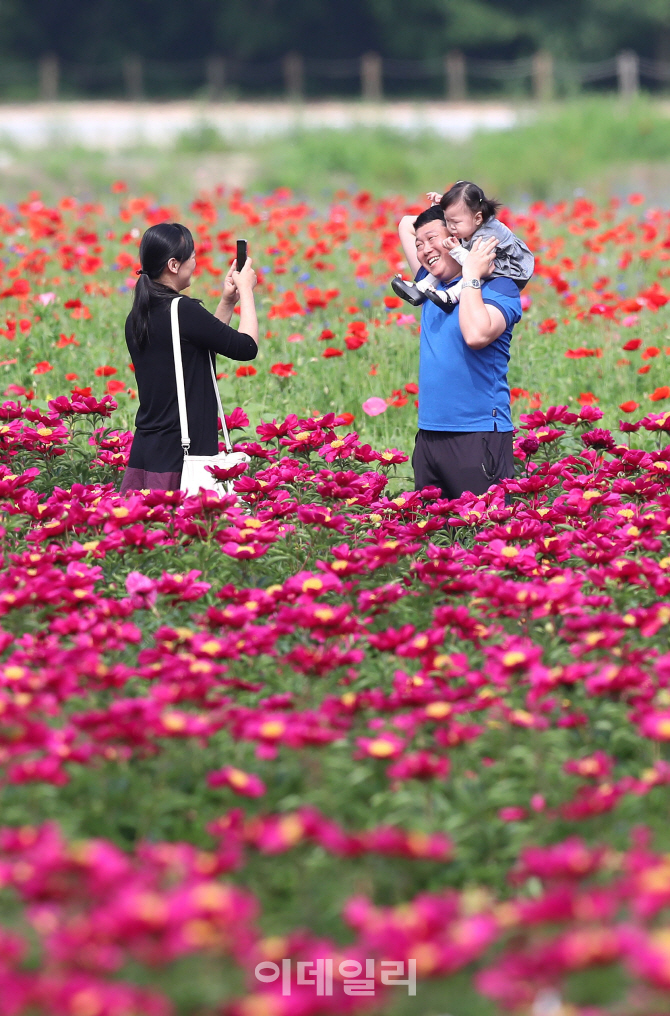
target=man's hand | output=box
[462,235,497,281]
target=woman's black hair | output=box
[413,205,446,231]
[130,222,195,348]
[439,181,500,223]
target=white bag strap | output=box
[170,297,190,454]
[209,355,233,453]
[171,296,233,456]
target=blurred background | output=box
[0,0,670,202]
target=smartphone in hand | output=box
[236,239,247,271]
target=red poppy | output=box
[319,329,335,341]
[55,333,79,348]
[322,347,343,358]
[65,373,78,381]
[650,386,670,401]
[619,401,639,413]
[270,363,297,377]
[384,296,402,309]
[565,348,601,359]
[94,366,117,377]
[32,361,53,375]
[404,383,419,395]
[578,392,598,405]
[638,365,651,375]
[236,365,257,377]
[106,380,126,394]
[642,346,660,359]
[539,318,557,334]
[622,338,642,351]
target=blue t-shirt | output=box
[416,273,521,432]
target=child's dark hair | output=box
[440,181,500,223]
[130,222,195,349]
[413,205,446,231]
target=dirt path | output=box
[0,100,521,149]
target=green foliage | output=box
[0,0,667,66]
[250,98,670,201]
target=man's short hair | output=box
[413,206,446,232]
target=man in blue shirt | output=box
[397,205,522,498]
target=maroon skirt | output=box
[120,467,182,494]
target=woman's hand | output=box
[232,257,257,293]
[221,259,239,305]
[461,235,497,281]
[233,258,258,346]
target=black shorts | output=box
[412,429,514,499]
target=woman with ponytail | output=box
[120,222,258,493]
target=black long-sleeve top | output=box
[125,293,257,473]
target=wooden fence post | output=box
[445,51,465,100]
[361,52,383,101]
[282,52,304,101]
[617,51,639,98]
[39,54,59,102]
[123,55,144,101]
[206,56,226,101]
[532,51,554,101]
[444,51,466,101]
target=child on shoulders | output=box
[393,180,534,312]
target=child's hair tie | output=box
[136,269,148,276]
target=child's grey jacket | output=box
[455,217,534,284]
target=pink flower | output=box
[208,766,266,797]
[622,314,639,327]
[125,571,157,608]
[498,807,527,822]
[362,397,387,417]
[396,313,416,326]
[37,292,55,306]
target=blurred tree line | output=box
[0,0,668,64]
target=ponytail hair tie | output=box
[136,268,148,276]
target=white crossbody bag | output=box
[170,297,250,496]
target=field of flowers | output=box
[0,182,669,1014]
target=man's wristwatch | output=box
[461,279,481,290]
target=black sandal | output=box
[391,275,426,307]
[424,286,457,313]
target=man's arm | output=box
[458,236,507,350]
[398,215,421,276]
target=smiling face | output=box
[414,220,452,279]
[443,198,483,241]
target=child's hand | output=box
[426,191,442,206]
[442,236,461,251]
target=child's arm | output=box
[398,215,421,277]
[443,236,495,277]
